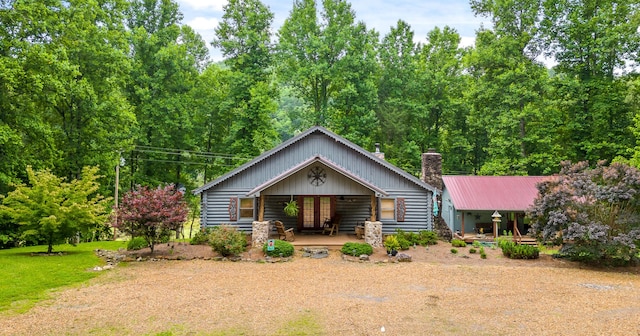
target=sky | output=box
[175,0,490,62]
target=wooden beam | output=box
[461,212,465,237]
[370,195,377,221]
[258,196,265,221]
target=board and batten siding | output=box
[262,162,371,196]
[210,134,418,192]
[199,129,435,232]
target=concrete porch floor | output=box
[267,232,362,248]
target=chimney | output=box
[373,142,385,160]
[421,149,442,190]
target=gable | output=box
[193,126,436,195]
[247,155,387,197]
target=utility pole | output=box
[113,150,123,240]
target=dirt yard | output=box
[2,243,640,336]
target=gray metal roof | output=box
[193,126,437,195]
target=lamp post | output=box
[491,210,502,239]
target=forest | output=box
[1,0,639,199]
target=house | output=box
[193,126,438,235]
[441,175,547,238]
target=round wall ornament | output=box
[307,166,327,186]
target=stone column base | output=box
[252,221,270,247]
[364,221,382,247]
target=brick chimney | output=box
[421,149,442,190]
[373,143,385,160]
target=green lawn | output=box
[0,241,127,314]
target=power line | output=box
[133,145,251,161]
[133,148,248,161]
[135,157,242,167]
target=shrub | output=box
[263,239,294,257]
[127,236,148,250]
[479,246,487,259]
[115,184,188,254]
[472,240,481,248]
[190,228,212,245]
[499,239,540,259]
[394,229,439,246]
[341,242,373,256]
[451,239,466,247]
[450,248,458,254]
[529,161,640,266]
[469,248,477,254]
[209,225,247,256]
[384,235,400,252]
[418,230,438,245]
[397,236,411,250]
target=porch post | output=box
[258,196,265,221]
[370,195,377,221]
[461,212,465,238]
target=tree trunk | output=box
[47,232,54,254]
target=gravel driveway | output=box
[3,244,640,336]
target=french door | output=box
[299,196,333,230]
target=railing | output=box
[512,225,522,244]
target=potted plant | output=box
[283,198,299,217]
[384,235,400,256]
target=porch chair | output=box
[322,214,342,236]
[274,221,295,241]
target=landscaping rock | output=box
[301,247,329,259]
[396,253,412,262]
[359,254,370,261]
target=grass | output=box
[274,311,323,336]
[539,245,560,255]
[0,240,126,314]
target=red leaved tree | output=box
[114,184,188,253]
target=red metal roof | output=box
[442,176,549,211]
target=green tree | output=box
[191,64,235,182]
[126,0,208,188]
[467,0,559,175]
[0,166,111,253]
[276,0,380,147]
[0,0,134,194]
[539,0,639,163]
[376,20,422,172]
[327,21,379,147]
[465,30,555,175]
[213,0,278,157]
[414,27,469,174]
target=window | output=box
[239,198,254,219]
[380,198,395,220]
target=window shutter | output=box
[396,198,406,222]
[229,197,238,221]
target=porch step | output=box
[516,238,538,246]
[271,233,358,248]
